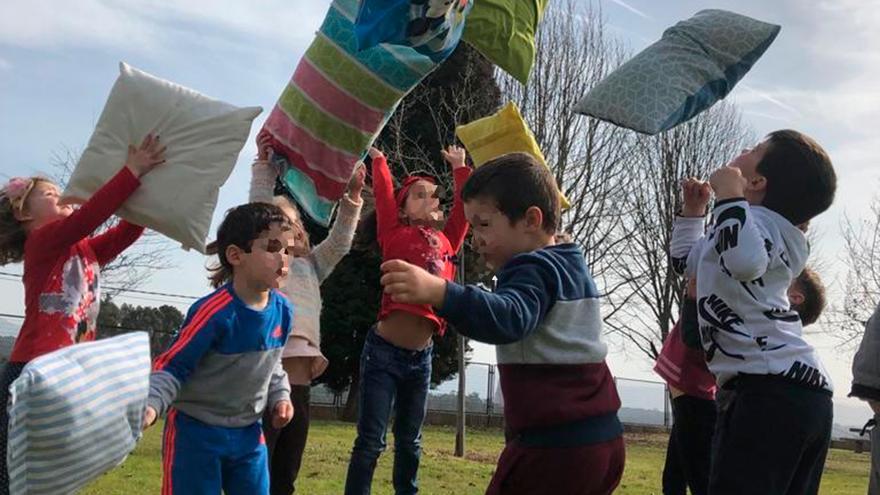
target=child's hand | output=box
[441,145,467,170]
[142,406,158,431]
[126,134,167,178]
[681,177,712,217]
[709,166,747,201]
[368,147,385,160]
[348,163,366,202]
[257,133,274,162]
[272,400,294,428]
[380,259,447,307]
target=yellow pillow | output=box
[455,102,570,209]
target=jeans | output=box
[344,327,432,495]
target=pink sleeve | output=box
[88,220,145,266]
[371,155,399,244]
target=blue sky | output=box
[1,0,878,426]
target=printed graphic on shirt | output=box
[39,256,100,342]
[698,294,747,362]
[783,360,829,389]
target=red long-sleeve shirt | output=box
[372,155,471,335]
[11,167,144,362]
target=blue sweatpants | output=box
[161,409,269,495]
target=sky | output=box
[1,0,878,428]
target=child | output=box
[143,202,296,495]
[381,153,624,495]
[851,301,880,494]
[250,134,364,495]
[0,134,165,494]
[657,267,826,495]
[344,145,470,495]
[670,129,836,494]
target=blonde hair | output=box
[0,177,55,265]
[273,194,310,251]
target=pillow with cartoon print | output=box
[574,9,780,135]
[354,0,472,62]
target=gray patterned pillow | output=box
[574,10,780,135]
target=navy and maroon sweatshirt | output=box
[438,243,621,444]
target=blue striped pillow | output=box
[7,332,151,495]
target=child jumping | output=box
[0,134,166,494]
[344,145,470,495]
[670,129,836,494]
[251,133,364,495]
[657,268,826,495]
[381,153,624,495]
[144,202,296,495]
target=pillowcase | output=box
[261,0,456,226]
[7,332,151,495]
[354,0,472,62]
[461,0,548,85]
[574,10,781,135]
[63,62,262,252]
[455,101,570,209]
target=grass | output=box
[83,420,870,494]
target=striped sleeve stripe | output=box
[153,290,232,371]
[162,409,178,495]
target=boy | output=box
[850,301,880,493]
[657,267,826,495]
[381,153,624,495]
[670,129,836,494]
[143,202,296,495]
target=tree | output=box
[834,195,880,344]
[97,298,184,357]
[313,42,501,420]
[607,103,753,359]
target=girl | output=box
[250,133,364,495]
[344,145,470,495]
[0,134,166,493]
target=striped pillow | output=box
[7,332,151,495]
[261,0,458,226]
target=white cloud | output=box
[0,0,330,55]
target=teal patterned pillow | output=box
[574,10,780,135]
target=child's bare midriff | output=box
[377,311,436,351]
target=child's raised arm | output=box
[670,178,711,277]
[311,165,364,282]
[249,133,277,204]
[32,135,165,254]
[370,148,398,244]
[440,145,471,253]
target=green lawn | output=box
[83,420,869,494]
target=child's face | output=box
[402,180,443,226]
[464,198,534,271]
[20,182,73,228]
[236,223,293,290]
[726,139,770,202]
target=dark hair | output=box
[791,266,825,326]
[461,153,561,234]
[757,130,836,226]
[205,202,291,288]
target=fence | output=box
[311,361,674,428]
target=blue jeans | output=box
[344,327,432,495]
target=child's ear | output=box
[225,245,244,267]
[788,289,805,306]
[524,206,544,232]
[12,208,32,223]
[748,174,767,193]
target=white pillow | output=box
[7,332,151,495]
[63,62,262,252]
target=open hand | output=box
[681,177,712,217]
[126,134,167,178]
[272,400,294,428]
[380,259,447,307]
[441,145,467,170]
